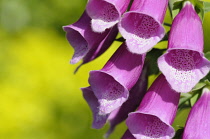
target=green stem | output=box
[168,0,175,19]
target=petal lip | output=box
[89,70,129,115]
[126,74,180,139]
[63,25,88,64]
[63,11,117,67]
[158,48,210,93]
[81,87,109,129]
[86,0,130,32]
[126,112,175,139]
[91,19,119,33]
[88,43,145,115]
[105,64,148,137]
[118,11,165,54]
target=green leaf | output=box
[190,93,199,106]
[178,90,201,110]
[205,80,210,90]
[203,1,210,13]
[178,93,192,109]
[172,108,191,130]
[205,51,210,60]
[194,0,205,21]
[195,5,205,21]
[205,79,210,86]
[191,82,206,91]
[169,0,184,19]
[169,0,205,21]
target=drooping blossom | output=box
[118,0,168,54]
[82,63,148,130]
[89,43,146,115]
[158,1,210,93]
[182,88,210,139]
[126,74,180,139]
[63,11,118,67]
[86,0,130,32]
[105,64,148,137]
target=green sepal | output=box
[191,82,206,91]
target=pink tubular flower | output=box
[82,65,148,131]
[118,0,168,54]
[86,0,130,32]
[158,1,210,93]
[182,88,210,139]
[126,74,180,139]
[63,11,118,65]
[105,65,148,137]
[89,43,146,115]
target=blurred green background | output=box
[0,0,210,139]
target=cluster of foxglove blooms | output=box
[63,0,210,138]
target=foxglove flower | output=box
[121,130,136,139]
[126,74,180,139]
[63,11,118,66]
[86,0,130,32]
[182,88,210,139]
[105,64,148,137]
[118,0,168,54]
[89,43,146,115]
[82,64,148,130]
[158,1,210,93]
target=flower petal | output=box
[118,12,165,54]
[118,0,168,54]
[183,88,210,139]
[158,49,210,93]
[89,71,129,115]
[158,1,210,92]
[89,43,145,114]
[63,11,118,66]
[105,64,149,137]
[126,74,180,139]
[82,87,109,129]
[86,0,130,32]
[129,0,168,23]
[167,1,203,52]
